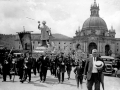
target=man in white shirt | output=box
[83,49,104,90]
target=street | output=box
[0,68,120,90]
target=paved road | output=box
[0,68,120,90]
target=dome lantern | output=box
[82,0,108,31]
[90,0,99,17]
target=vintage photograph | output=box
[0,0,120,90]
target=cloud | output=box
[50,8,71,21]
[0,0,120,38]
[106,11,120,38]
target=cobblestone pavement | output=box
[0,68,120,90]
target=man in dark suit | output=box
[66,56,72,80]
[84,49,105,90]
[39,54,49,83]
[57,56,66,83]
[2,53,12,82]
[18,55,24,80]
[32,57,37,76]
[20,53,32,83]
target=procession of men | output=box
[0,47,110,90]
[0,20,120,90]
[0,51,77,83]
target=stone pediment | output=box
[89,36,97,41]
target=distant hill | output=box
[0,33,73,49]
[52,33,73,40]
[0,34,16,49]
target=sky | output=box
[0,0,120,38]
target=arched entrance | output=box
[105,44,110,56]
[88,42,97,54]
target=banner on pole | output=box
[18,32,32,52]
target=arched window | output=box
[59,46,60,50]
[19,45,20,49]
[33,46,34,49]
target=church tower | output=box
[74,0,116,56]
[90,0,99,17]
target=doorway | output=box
[88,42,97,54]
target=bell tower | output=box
[90,0,99,17]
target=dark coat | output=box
[57,59,66,73]
[40,56,49,70]
[24,57,32,69]
[84,57,105,80]
[74,66,84,77]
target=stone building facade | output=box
[1,1,120,56]
[73,1,118,56]
[15,33,73,54]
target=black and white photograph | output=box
[0,0,120,90]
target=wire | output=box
[26,17,36,21]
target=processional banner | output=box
[18,32,32,53]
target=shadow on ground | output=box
[21,80,48,88]
[44,77,59,85]
[63,81,76,87]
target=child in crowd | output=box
[74,61,84,89]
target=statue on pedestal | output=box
[38,21,51,47]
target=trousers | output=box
[87,73,100,90]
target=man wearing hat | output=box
[83,49,105,90]
[20,53,32,83]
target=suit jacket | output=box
[60,61,66,73]
[24,57,32,69]
[84,56,104,80]
[41,56,49,69]
[74,66,84,77]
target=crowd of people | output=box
[0,49,110,90]
[0,51,85,83]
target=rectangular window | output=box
[117,49,119,52]
[33,41,35,44]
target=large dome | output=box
[82,17,108,30]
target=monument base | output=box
[41,40,49,47]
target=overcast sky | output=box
[0,0,120,38]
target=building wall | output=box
[1,34,120,56]
[52,40,72,53]
[0,34,16,49]
[115,40,120,55]
[14,34,73,54]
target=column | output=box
[86,42,87,53]
[85,42,86,52]
[99,42,101,53]
[97,42,99,52]
[84,42,85,52]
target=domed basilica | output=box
[1,0,120,57]
[73,0,118,56]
